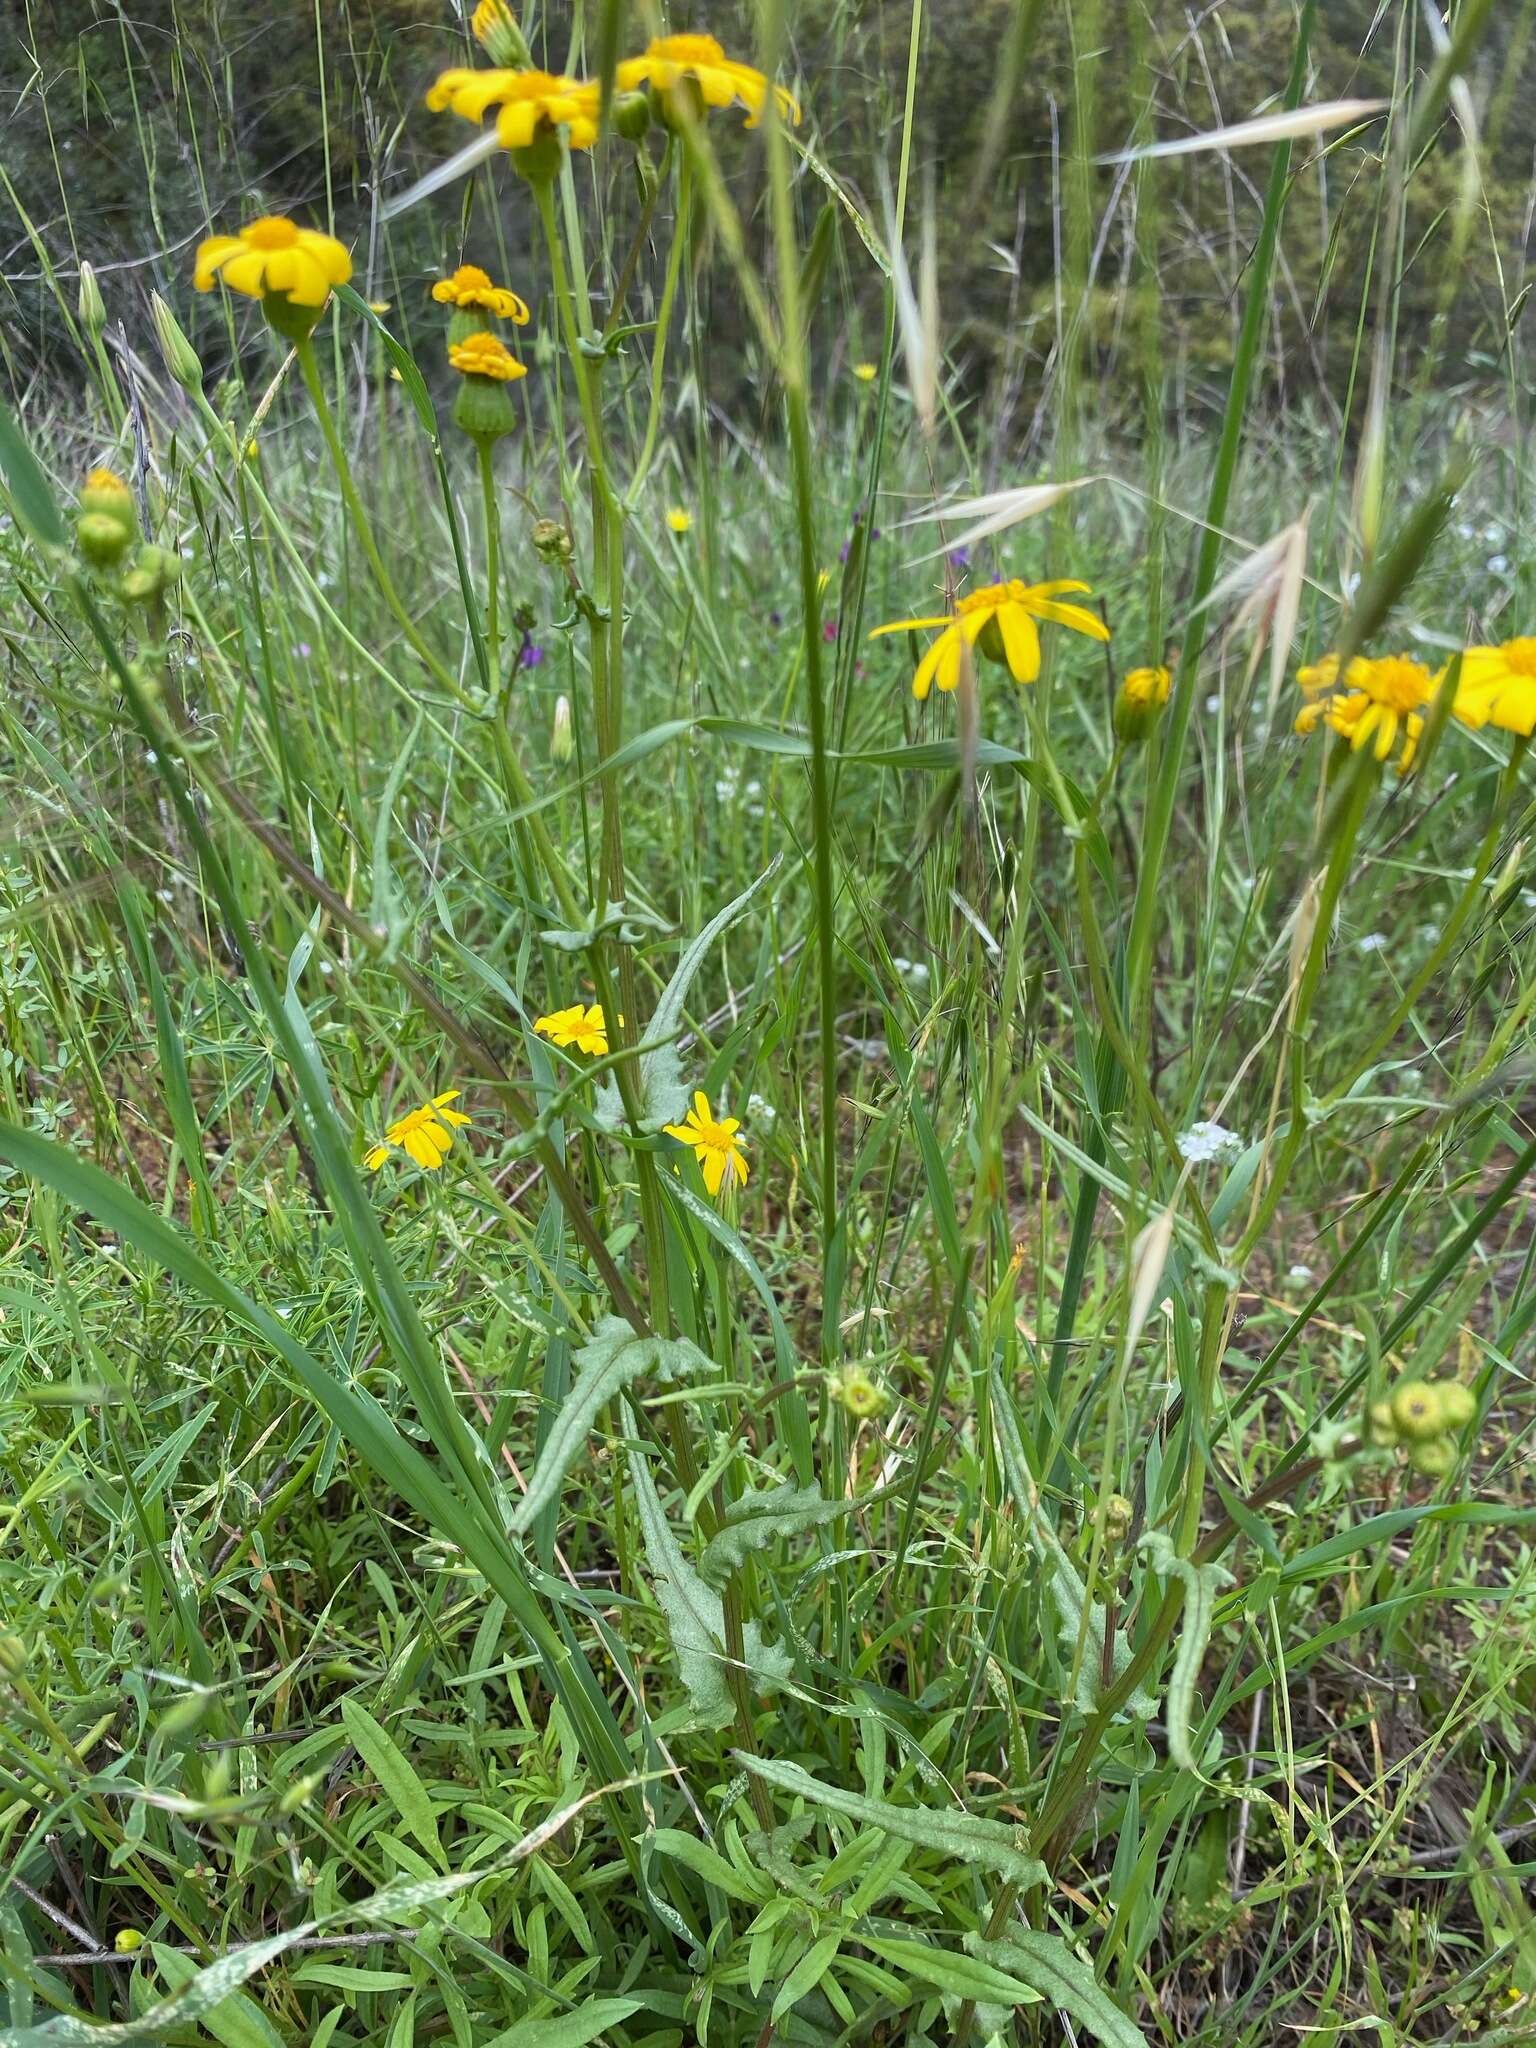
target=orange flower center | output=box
[652,34,728,63]
[244,217,298,251]
[957,582,1012,616]
[1498,638,1536,677]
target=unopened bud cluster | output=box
[75,469,181,606]
[1368,1377,1477,1477]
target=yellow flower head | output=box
[432,264,530,323]
[365,1090,472,1172]
[616,33,800,126]
[1451,637,1536,737]
[194,215,352,310]
[665,1090,749,1198]
[1294,652,1435,772]
[448,330,527,382]
[1121,664,1171,709]
[666,507,693,534]
[534,1003,612,1056]
[852,361,879,383]
[427,67,601,151]
[470,0,527,65]
[83,467,132,504]
[870,578,1110,700]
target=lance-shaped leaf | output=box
[734,1754,1048,1888]
[1139,1533,1233,1771]
[629,1435,792,1727]
[967,1931,1151,2048]
[700,1482,860,1586]
[511,1319,712,1535]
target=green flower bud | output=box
[121,544,181,605]
[1367,1399,1398,1449]
[151,292,204,391]
[551,694,574,764]
[113,1928,144,1956]
[77,510,133,570]
[531,518,572,564]
[1100,1493,1132,1544]
[613,90,652,142]
[78,261,107,339]
[1390,1379,1444,1444]
[828,1363,889,1421]
[1438,1381,1477,1430]
[1114,665,1173,746]
[0,1633,27,1678]
[1408,1437,1455,1479]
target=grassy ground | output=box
[4,6,1536,2047]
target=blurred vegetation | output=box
[6,1,1535,426]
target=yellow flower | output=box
[194,215,352,310]
[1294,652,1436,771]
[616,33,800,125]
[852,361,878,383]
[448,330,527,382]
[870,578,1110,699]
[365,1090,472,1172]
[1451,636,1536,737]
[432,265,530,323]
[534,1004,612,1055]
[665,1090,749,1197]
[83,467,132,506]
[426,67,601,151]
[666,507,693,534]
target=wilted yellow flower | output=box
[1294,652,1436,771]
[535,1004,612,1055]
[852,361,878,383]
[448,330,527,381]
[665,1090,749,1197]
[871,578,1110,699]
[427,67,601,151]
[194,215,352,310]
[1121,664,1171,708]
[666,507,693,534]
[617,33,800,125]
[1451,637,1536,737]
[432,264,530,323]
[365,1090,472,1172]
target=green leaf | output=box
[772,1932,843,2022]
[648,1828,773,1905]
[339,1698,446,1871]
[629,1433,791,1726]
[1138,1533,1233,1771]
[596,858,783,1132]
[511,1317,713,1535]
[150,1949,287,2048]
[481,1999,646,2048]
[0,392,67,548]
[858,1938,1042,2007]
[700,1483,858,1586]
[968,1931,1151,2047]
[734,1755,1048,1888]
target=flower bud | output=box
[77,510,134,570]
[470,0,530,66]
[1390,1380,1445,1444]
[1367,1398,1397,1449]
[1408,1437,1455,1479]
[0,1633,27,1678]
[78,261,106,339]
[151,292,204,391]
[531,518,573,564]
[1100,1493,1132,1544]
[1114,665,1172,746]
[279,1771,321,1815]
[1438,1381,1476,1429]
[120,544,182,605]
[551,694,574,764]
[113,1928,144,1956]
[827,1363,889,1421]
[613,90,651,142]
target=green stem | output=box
[293,337,459,696]
[478,437,501,689]
[625,152,692,511]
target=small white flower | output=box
[1341,570,1361,599]
[1456,520,1475,540]
[1483,523,1505,545]
[1488,554,1509,576]
[144,750,158,765]
[1357,931,1388,954]
[1177,1119,1244,1165]
[893,955,931,985]
[1204,693,1221,714]
[1286,1263,1314,1285]
[748,1092,776,1127]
